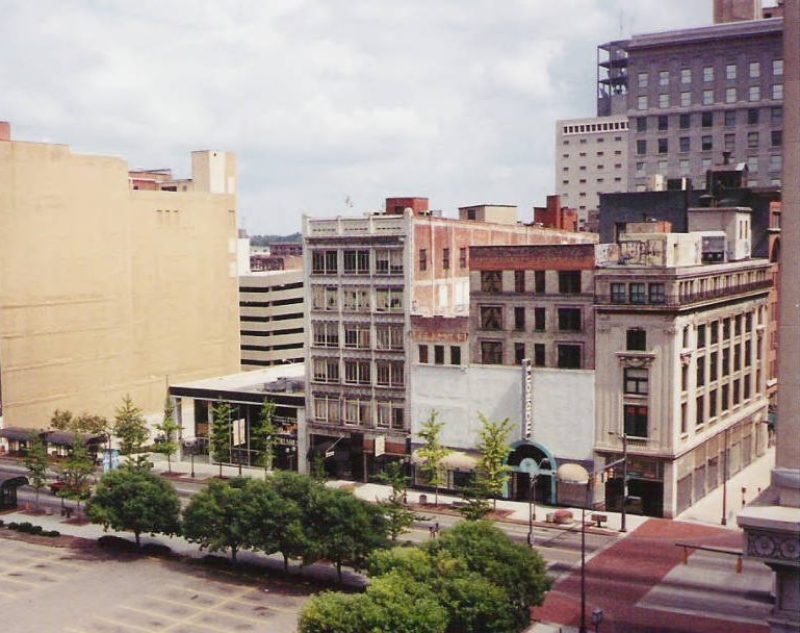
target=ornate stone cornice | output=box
[744,529,800,564]
[616,352,656,368]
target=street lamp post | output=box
[527,458,549,548]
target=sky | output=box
[1,0,711,234]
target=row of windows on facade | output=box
[635,130,782,158]
[311,249,403,276]
[313,396,404,430]
[311,285,403,312]
[312,358,405,387]
[633,154,782,182]
[561,121,629,135]
[418,344,462,366]
[635,60,783,91]
[418,247,467,272]
[634,107,783,133]
[636,83,783,110]
[479,305,583,333]
[479,270,583,294]
[312,322,403,350]
[480,340,582,368]
[606,271,767,306]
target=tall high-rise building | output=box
[597,7,784,191]
[0,123,240,428]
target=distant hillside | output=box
[249,232,302,246]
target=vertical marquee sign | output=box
[522,359,533,439]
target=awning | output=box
[0,427,37,442]
[556,463,590,485]
[0,475,29,489]
[412,450,478,472]
[42,431,105,448]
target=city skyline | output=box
[2,0,708,234]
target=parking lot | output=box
[0,536,310,633]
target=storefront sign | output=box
[522,359,533,439]
[374,435,386,457]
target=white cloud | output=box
[0,0,708,233]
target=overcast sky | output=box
[1,1,711,234]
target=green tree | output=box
[375,461,411,500]
[305,487,389,582]
[379,495,417,541]
[86,468,181,546]
[182,479,250,563]
[50,409,74,431]
[57,432,96,518]
[113,395,150,469]
[209,402,233,477]
[457,479,493,521]
[23,434,49,511]
[475,414,513,510]
[243,479,307,572]
[298,592,370,633]
[154,397,181,474]
[416,410,451,506]
[252,399,278,478]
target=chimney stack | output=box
[714,0,762,22]
[0,121,10,142]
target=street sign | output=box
[324,450,334,458]
[374,435,386,457]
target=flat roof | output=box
[171,364,304,394]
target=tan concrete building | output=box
[0,123,240,428]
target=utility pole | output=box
[621,433,628,532]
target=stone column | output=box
[738,2,800,632]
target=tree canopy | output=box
[416,410,451,505]
[182,478,251,562]
[475,414,514,509]
[113,395,150,468]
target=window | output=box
[710,351,718,382]
[681,402,688,434]
[375,248,403,275]
[609,282,625,303]
[312,285,338,311]
[376,361,403,387]
[772,84,783,100]
[703,89,714,105]
[657,115,668,131]
[659,70,669,86]
[733,379,741,405]
[557,345,581,369]
[624,368,649,395]
[534,343,546,367]
[749,85,761,101]
[312,250,338,275]
[745,340,752,367]
[434,345,445,365]
[744,375,752,400]
[682,364,689,392]
[726,63,737,80]
[344,399,371,426]
[636,116,647,132]
[680,159,690,174]
[724,110,737,127]
[629,283,646,304]
[771,130,783,147]
[722,347,731,377]
[701,135,713,151]
[724,133,735,151]
[419,344,429,363]
[534,307,546,331]
[558,308,581,332]
[701,111,713,128]
[558,271,581,294]
[342,287,369,312]
[709,389,717,419]
[677,136,690,153]
[514,270,525,293]
[638,95,648,110]
[679,113,691,129]
[703,66,714,82]
[535,271,546,293]
[658,94,669,108]
[636,162,646,177]
[770,154,782,172]
[313,321,339,347]
[314,396,340,423]
[481,341,503,365]
[722,384,730,412]
[749,61,760,78]
[514,343,526,365]
[638,72,648,88]
[726,87,737,103]
[480,305,503,330]
[648,283,666,304]
[377,402,404,430]
[773,59,784,76]
[313,358,340,383]
[697,324,706,348]
[375,324,402,350]
[748,155,759,173]
[697,357,706,386]
[771,106,783,125]
[442,248,450,270]
[514,307,526,331]
[343,249,370,275]
[748,108,759,124]
[696,395,705,427]
[419,249,427,271]
[681,92,691,107]
[711,321,719,344]
[344,360,371,385]
[626,328,647,351]
[658,138,668,154]
[459,247,467,268]
[375,288,403,312]
[624,405,648,438]
[748,132,759,149]
[636,139,647,155]
[681,68,691,84]
[450,346,462,365]
[481,271,502,293]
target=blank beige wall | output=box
[0,139,240,427]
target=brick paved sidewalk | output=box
[533,519,770,633]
